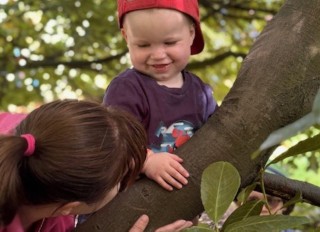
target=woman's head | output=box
[0,99,147,225]
[246,191,285,215]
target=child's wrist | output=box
[142,149,153,174]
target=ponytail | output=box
[0,135,27,226]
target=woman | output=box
[0,99,191,232]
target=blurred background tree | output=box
[0,0,282,110]
[1,0,319,227]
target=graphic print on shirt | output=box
[150,120,195,153]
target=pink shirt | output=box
[0,112,27,134]
[0,214,75,232]
[0,113,75,231]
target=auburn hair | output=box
[0,99,147,226]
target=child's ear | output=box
[54,202,82,216]
[121,28,128,42]
[191,25,196,39]
[190,25,196,41]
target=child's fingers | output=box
[172,172,188,186]
[170,161,189,178]
[167,169,188,186]
[161,172,187,189]
[155,176,174,191]
[161,162,189,188]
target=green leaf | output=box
[201,162,241,224]
[259,113,315,151]
[268,133,320,165]
[236,183,257,204]
[222,200,264,229]
[224,215,309,232]
[312,89,320,120]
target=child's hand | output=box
[141,150,189,191]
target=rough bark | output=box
[75,0,320,231]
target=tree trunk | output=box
[75,0,320,231]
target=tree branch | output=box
[75,0,320,231]
[262,173,320,207]
[187,51,246,70]
[200,0,280,22]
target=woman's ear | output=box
[54,202,82,216]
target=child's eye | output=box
[165,41,177,46]
[137,44,149,48]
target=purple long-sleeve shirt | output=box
[103,68,217,152]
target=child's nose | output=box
[151,46,166,59]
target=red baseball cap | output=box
[117,0,204,55]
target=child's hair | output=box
[0,99,147,226]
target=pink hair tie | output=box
[21,134,36,156]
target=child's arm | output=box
[141,149,189,191]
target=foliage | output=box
[0,0,284,110]
[256,89,320,186]
[184,162,309,232]
[2,0,318,227]
[186,90,320,231]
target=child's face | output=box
[122,9,195,87]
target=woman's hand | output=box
[129,214,193,232]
